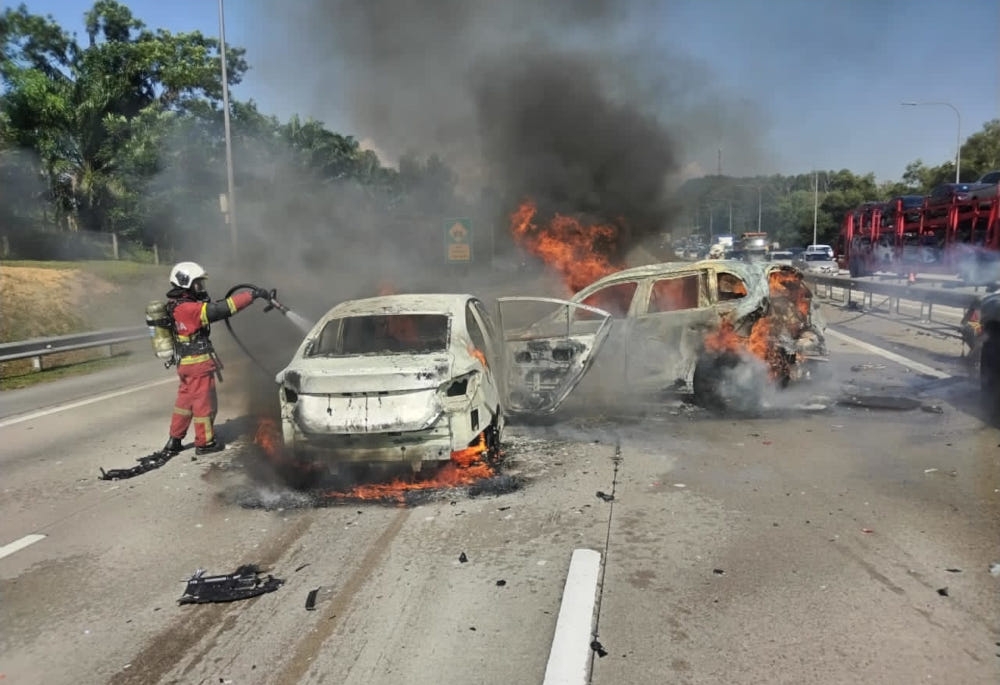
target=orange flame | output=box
[700,269,813,381]
[510,199,623,292]
[253,418,498,504]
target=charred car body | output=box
[500,260,827,412]
[970,292,1000,414]
[275,293,608,475]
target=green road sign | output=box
[445,218,472,262]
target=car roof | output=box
[326,293,476,317]
[572,259,763,299]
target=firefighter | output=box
[160,261,269,457]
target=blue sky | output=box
[19,0,1000,183]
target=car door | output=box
[496,296,614,415]
[465,300,503,416]
[625,270,717,389]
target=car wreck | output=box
[499,259,827,412]
[274,293,608,476]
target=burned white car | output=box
[275,293,608,475]
[499,259,827,411]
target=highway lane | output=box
[1,300,998,684]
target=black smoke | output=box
[250,0,686,258]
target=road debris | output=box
[496,579,506,587]
[945,568,962,573]
[590,639,608,657]
[459,552,468,563]
[305,588,319,611]
[861,528,874,534]
[712,568,725,575]
[178,564,283,605]
[990,563,1000,577]
[936,587,949,597]
[596,491,614,502]
[836,395,922,411]
[921,404,944,414]
[99,449,179,480]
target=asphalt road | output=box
[1,294,998,684]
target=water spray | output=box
[223,283,312,376]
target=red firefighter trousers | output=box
[168,369,218,447]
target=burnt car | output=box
[975,293,1000,415]
[499,260,827,412]
[275,293,608,475]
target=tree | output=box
[1,1,247,236]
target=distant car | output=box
[275,293,607,478]
[804,244,834,260]
[502,259,827,412]
[793,252,839,275]
[766,250,795,266]
[976,170,1000,185]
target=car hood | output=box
[277,353,455,395]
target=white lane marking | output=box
[543,548,602,685]
[0,534,46,561]
[0,377,176,428]
[825,328,951,379]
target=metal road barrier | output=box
[0,326,148,369]
[804,274,979,321]
[0,272,983,371]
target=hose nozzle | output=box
[262,289,289,315]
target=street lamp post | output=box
[900,101,961,183]
[218,0,238,258]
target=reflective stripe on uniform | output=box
[193,416,214,442]
[172,407,193,416]
[176,333,192,342]
[199,303,209,326]
[179,354,212,365]
[226,296,238,315]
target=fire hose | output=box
[224,283,290,377]
[98,284,293,481]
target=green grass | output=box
[1,259,168,284]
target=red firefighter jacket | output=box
[168,290,254,375]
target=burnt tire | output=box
[692,351,765,413]
[980,333,1000,416]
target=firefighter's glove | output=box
[251,287,273,302]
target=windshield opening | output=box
[311,314,450,356]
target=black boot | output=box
[162,437,183,455]
[195,440,224,456]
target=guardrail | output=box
[0,273,984,371]
[0,326,149,369]
[804,273,979,321]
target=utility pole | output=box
[218,0,238,259]
[812,171,819,246]
[717,148,723,176]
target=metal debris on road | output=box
[590,639,608,658]
[712,568,725,575]
[945,568,962,573]
[936,587,949,597]
[178,564,284,605]
[459,552,468,563]
[496,579,506,587]
[596,490,614,502]
[836,395,922,411]
[305,588,319,611]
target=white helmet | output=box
[169,261,207,289]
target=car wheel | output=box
[692,351,765,413]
